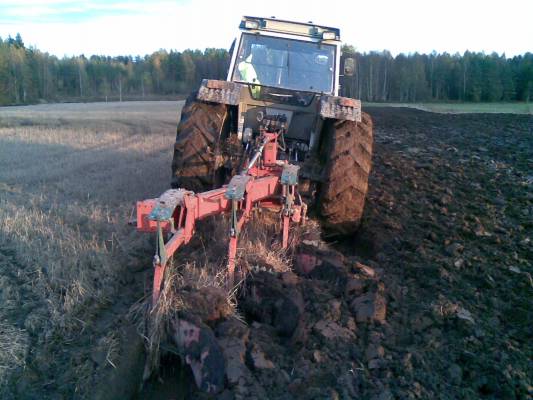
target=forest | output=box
[0,34,531,105]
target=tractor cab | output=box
[175,16,371,238]
[229,17,341,96]
[197,16,359,157]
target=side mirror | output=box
[344,57,355,76]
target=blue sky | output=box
[0,0,141,23]
[0,0,532,57]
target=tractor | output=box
[135,16,374,393]
[136,15,373,306]
[170,16,373,236]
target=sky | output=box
[0,0,532,57]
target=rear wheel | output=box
[171,92,229,192]
[318,112,374,235]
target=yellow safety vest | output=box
[238,55,261,96]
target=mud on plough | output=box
[135,119,307,308]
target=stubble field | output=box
[0,101,181,398]
[0,101,531,399]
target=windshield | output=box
[232,33,336,94]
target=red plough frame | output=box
[135,132,306,306]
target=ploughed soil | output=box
[135,108,532,399]
[2,105,531,399]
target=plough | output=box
[135,118,307,306]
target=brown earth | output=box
[352,108,532,399]
[1,104,532,399]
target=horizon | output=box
[0,0,532,58]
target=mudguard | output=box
[198,79,362,124]
[197,79,243,105]
[319,95,362,122]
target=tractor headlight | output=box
[245,20,260,29]
[322,31,336,40]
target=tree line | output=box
[0,34,531,106]
[0,34,229,105]
[340,46,533,102]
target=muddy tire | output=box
[171,92,229,192]
[318,112,373,235]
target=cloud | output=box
[0,0,531,57]
[0,0,152,24]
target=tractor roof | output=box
[240,16,341,41]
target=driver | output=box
[238,54,259,85]
[237,49,261,96]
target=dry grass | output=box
[134,260,231,380]
[0,101,182,396]
[0,101,312,396]
[0,323,29,387]
[134,218,242,378]
[240,212,295,273]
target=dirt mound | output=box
[354,107,532,399]
[135,217,388,399]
